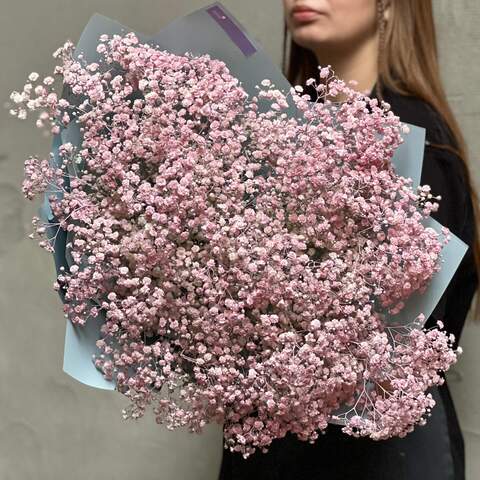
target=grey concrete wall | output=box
[1,1,479,479]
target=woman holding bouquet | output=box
[218,1,479,479]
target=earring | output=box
[375,0,388,101]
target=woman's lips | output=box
[292,10,321,23]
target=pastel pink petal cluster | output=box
[9,32,459,458]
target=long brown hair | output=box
[282,0,480,321]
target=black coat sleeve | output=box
[379,87,478,348]
[420,142,478,349]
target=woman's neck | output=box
[312,35,379,99]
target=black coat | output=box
[218,85,478,480]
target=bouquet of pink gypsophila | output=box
[9,31,459,458]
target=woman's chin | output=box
[292,29,333,50]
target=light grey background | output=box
[1,1,479,479]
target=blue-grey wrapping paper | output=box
[39,3,468,419]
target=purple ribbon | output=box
[207,5,257,57]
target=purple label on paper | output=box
[207,5,257,57]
